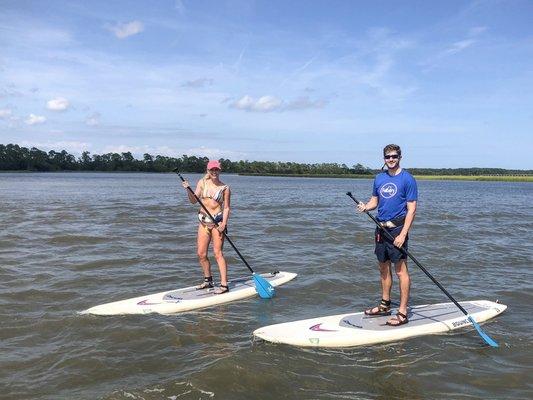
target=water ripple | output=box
[0,173,531,400]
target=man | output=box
[357,144,418,326]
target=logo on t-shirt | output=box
[380,183,397,198]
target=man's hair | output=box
[383,144,401,156]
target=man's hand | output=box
[393,233,407,248]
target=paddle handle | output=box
[346,192,469,316]
[175,169,255,274]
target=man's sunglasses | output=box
[384,154,399,160]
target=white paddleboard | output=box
[81,271,297,315]
[253,300,506,347]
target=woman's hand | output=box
[357,203,366,212]
[217,223,226,233]
[182,180,190,189]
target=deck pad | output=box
[253,300,507,347]
[81,271,297,315]
[340,302,485,331]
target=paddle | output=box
[346,192,499,347]
[173,169,275,299]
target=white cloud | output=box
[46,97,69,111]
[0,16,74,48]
[85,112,100,126]
[0,108,13,119]
[0,86,23,98]
[181,78,213,88]
[108,21,144,39]
[98,145,247,161]
[19,140,90,154]
[443,39,476,56]
[25,114,46,125]
[279,55,317,88]
[233,95,254,109]
[231,95,283,112]
[255,96,283,112]
[231,95,327,112]
[423,26,488,68]
[284,96,327,111]
[187,146,247,160]
[100,145,183,158]
[102,144,142,154]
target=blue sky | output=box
[0,0,532,168]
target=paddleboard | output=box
[81,271,297,316]
[253,300,506,347]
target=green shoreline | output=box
[239,173,533,182]
[1,170,531,182]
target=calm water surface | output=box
[0,173,531,400]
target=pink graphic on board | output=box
[309,323,338,332]
[137,299,162,306]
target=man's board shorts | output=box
[374,226,408,263]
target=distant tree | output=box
[79,151,92,170]
[29,147,52,171]
[2,143,532,176]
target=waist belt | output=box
[378,216,405,229]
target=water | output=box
[0,172,531,400]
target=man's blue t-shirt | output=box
[372,170,418,221]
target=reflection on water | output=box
[0,173,531,399]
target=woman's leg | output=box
[211,228,227,286]
[197,224,212,278]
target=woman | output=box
[182,160,231,294]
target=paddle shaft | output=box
[346,192,470,316]
[175,171,256,274]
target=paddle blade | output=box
[252,273,275,299]
[468,316,499,347]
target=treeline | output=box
[408,168,532,176]
[0,144,371,174]
[1,144,531,176]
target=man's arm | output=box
[393,200,416,248]
[357,195,378,212]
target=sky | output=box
[0,0,532,169]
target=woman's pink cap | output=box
[207,160,221,170]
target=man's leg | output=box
[379,261,393,302]
[366,229,393,315]
[388,259,410,324]
[365,260,393,314]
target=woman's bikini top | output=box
[201,179,228,204]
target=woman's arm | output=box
[218,187,231,232]
[182,179,201,204]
